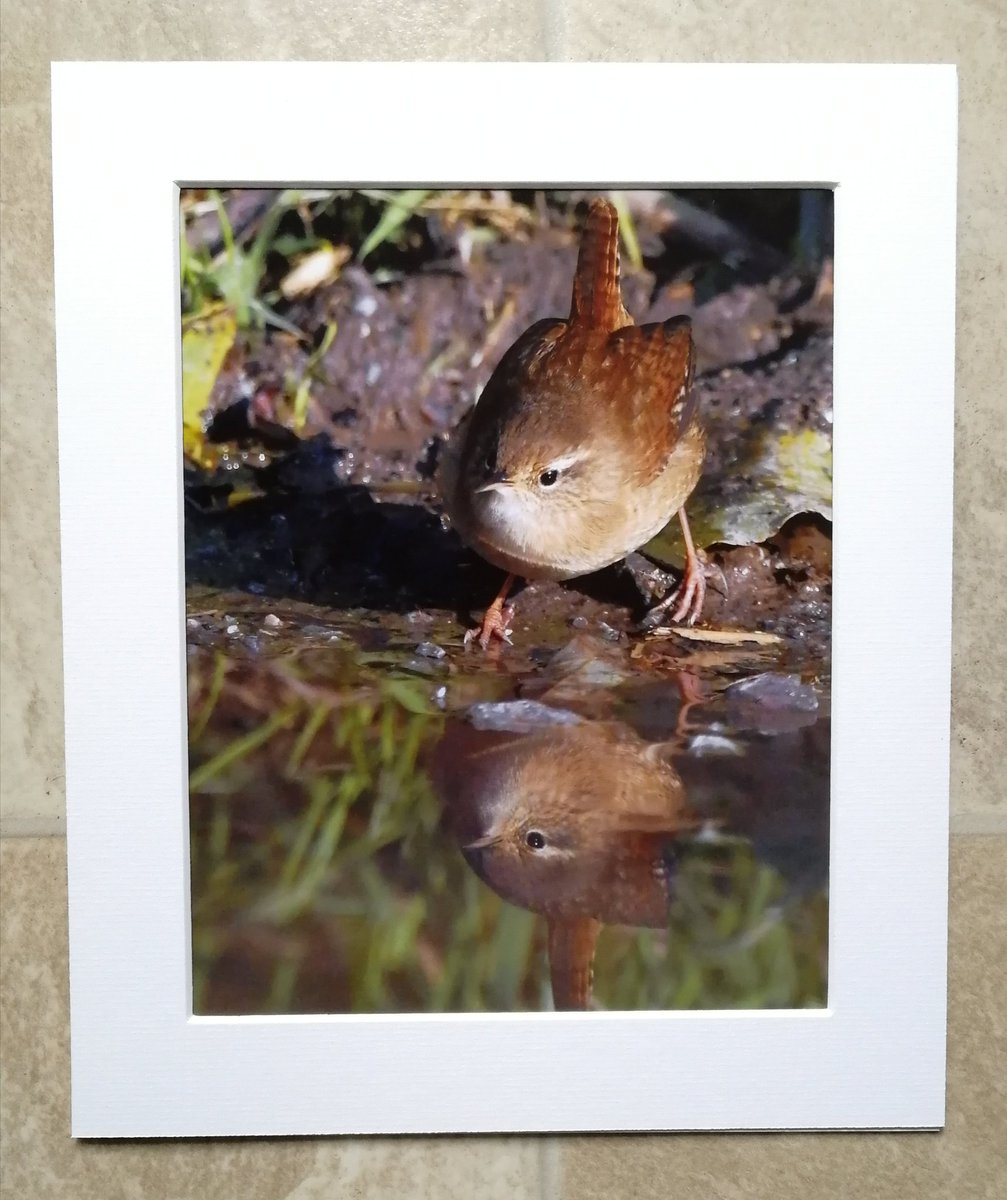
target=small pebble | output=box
[569,616,590,629]
[689,733,745,758]
[692,821,735,844]
[263,614,282,628]
[353,295,378,317]
[226,624,240,636]
[724,672,820,734]
[468,700,583,733]
[186,617,200,629]
[415,641,447,659]
[727,673,818,712]
[598,621,622,642]
[402,657,439,677]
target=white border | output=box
[52,63,956,1137]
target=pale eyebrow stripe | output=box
[546,452,588,472]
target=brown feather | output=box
[570,198,633,333]
[602,316,698,485]
[454,318,568,480]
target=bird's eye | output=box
[525,830,546,850]
[538,469,559,487]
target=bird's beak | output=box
[464,831,503,850]
[474,471,513,495]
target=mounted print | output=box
[182,186,833,1017]
[52,62,956,1137]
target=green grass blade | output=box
[357,189,432,262]
[189,704,299,792]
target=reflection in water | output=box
[432,714,829,1010]
[187,616,829,1014]
[433,721,693,1008]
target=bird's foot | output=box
[639,550,716,631]
[465,603,515,651]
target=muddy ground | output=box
[184,192,833,666]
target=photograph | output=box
[181,186,834,1015]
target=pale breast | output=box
[439,410,704,582]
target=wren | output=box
[438,196,708,648]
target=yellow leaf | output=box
[181,306,237,466]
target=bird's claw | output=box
[465,604,515,651]
[640,551,713,631]
[705,560,729,599]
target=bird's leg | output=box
[548,916,601,1011]
[466,573,517,650]
[674,671,708,739]
[640,508,708,630]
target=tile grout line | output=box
[1,820,66,838]
[539,1134,563,1200]
[541,0,568,61]
[947,815,1007,835]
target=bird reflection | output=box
[432,720,695,1010]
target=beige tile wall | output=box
[1,0,1004,1194]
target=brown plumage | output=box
[432,720,695,1010]
[439,197,707,648]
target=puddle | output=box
[188,594,828,1013]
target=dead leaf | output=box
[279,243,351,299]
[649,628,783,646]
[181,305,237,466]
[646,426,832,568]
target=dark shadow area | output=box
[186,483,472,614]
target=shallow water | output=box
[187,588,829,1014]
